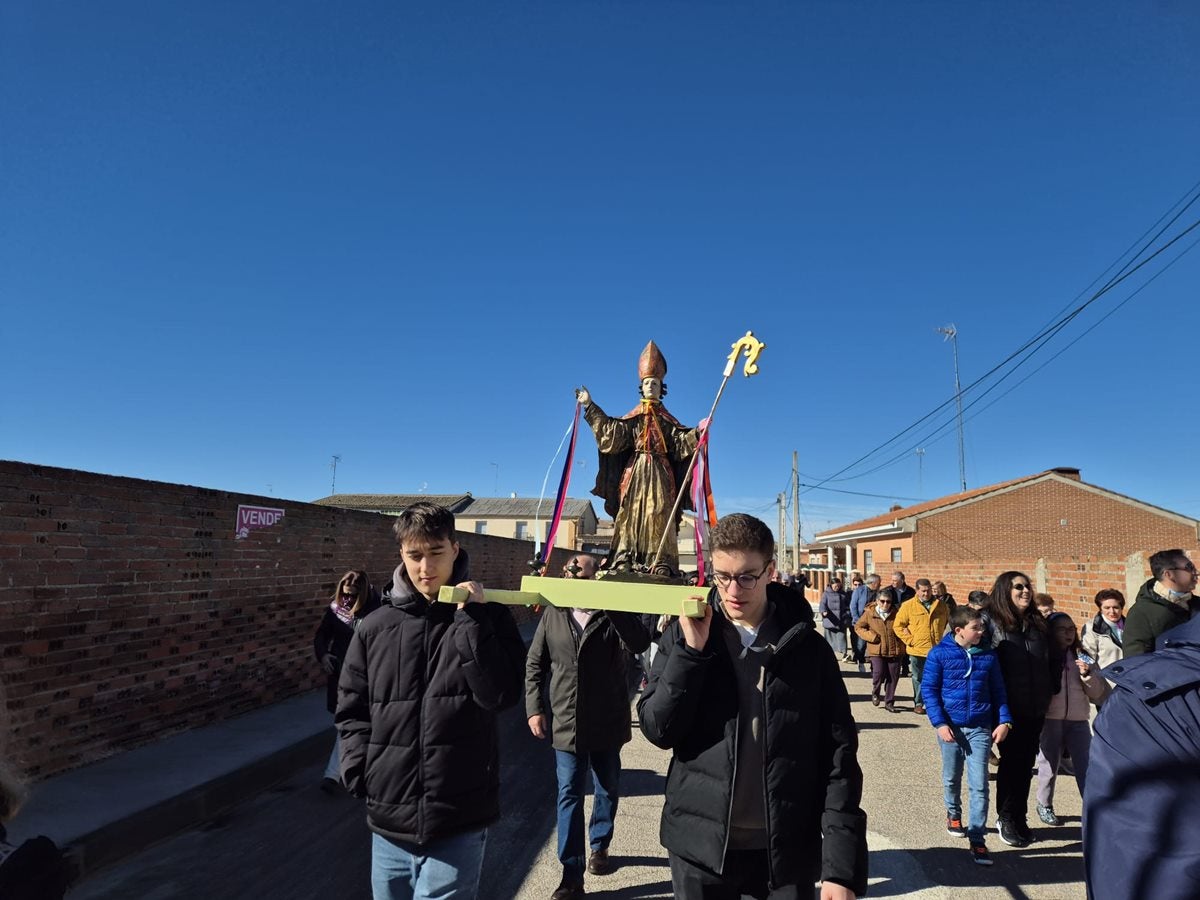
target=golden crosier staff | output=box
[647,331,766,574]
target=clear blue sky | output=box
[4,1,1198,540]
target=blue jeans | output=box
[371,829,487,900]
[556,748,621,880]
[910,653,927,705]
[939,725,992,841]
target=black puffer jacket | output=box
[335,550,526,844]
[525,607,650,753]
[637,583,867,895]
[992,616,1052,718]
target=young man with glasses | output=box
[1123,549,1200,657]
[638,513,867,899]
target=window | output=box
[891,547,903,563]
[516,521,529,540]
[863,550,874,573]
[474,521,487,535]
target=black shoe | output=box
[551,877,585,900]
[587,849,612,876]
[946,813,967,837]
[1016,820,1036,843]
[885,703,899,713]
[871,692,880,706]
[997,818,1029,848]
[970,842,993,866]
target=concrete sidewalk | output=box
[10,690,332,879]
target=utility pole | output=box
[790,452,800,572]
[777,493,786,562]
[330,455,341,495]
[915,448,925,495]
[936,324,967,491]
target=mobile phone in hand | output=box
[1077,651,1096,666]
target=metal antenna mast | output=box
[936,325,967,491]
[330,455,341,495]
[915,448,925,495]
[792,451,800,573]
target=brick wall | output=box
[0,461,576,780]
[913,478,1200,561]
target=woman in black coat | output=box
[313,569,379,791]
[988,570,1051,848]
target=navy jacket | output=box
[819,587,852,631]
[1083,616,1200,899]
[921,634,1011,729]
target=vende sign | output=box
[235,504,285,540]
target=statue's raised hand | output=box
[575,386,590,406]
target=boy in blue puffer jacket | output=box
[922,606,1013,867]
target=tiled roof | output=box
[813,472,1044,540]
[460,497,597,520]
[312,494,474,512]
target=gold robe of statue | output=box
[581,342,698,572]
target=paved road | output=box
[71,658,1087,899]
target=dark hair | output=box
[950,606,982,630]
[334,569,372,616]
[392,502,456,548]
[1046,611,1081,653]
[1094,588,1126,609]
[876,587,897,604]
[1150,549,1189,581]
[709,513,774,560]
[988,570,1044,634]
[915,578,932,589]
[967,590,990,608]
[635,380,668,398]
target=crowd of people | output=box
[310,500,1200,900]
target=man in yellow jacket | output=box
[894,578,950,716]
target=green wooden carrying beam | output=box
[436,576,707,618]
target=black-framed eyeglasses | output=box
[712,563,772,590]
[1168,563,1198,574]
[1012,583,1032,592]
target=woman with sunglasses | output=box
[987,571,1051,848]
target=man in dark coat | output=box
[336,503,526,900]
[526,555,650,899]
[1083,614,1200,899]
[1122,548,1200,657]
[638,513,867,899]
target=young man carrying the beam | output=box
[638,513,868,899]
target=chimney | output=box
[889,504,903,512]
[1050,467,1082,481]
[510,492,518,499]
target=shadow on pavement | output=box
[587,878,674,898]
[856,721,922,730]
[480,706,558,900]
[620,768,666,797]
[864,843,1085,897]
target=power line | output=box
[799,483,928,502]
[805,198,1200,491]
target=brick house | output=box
[806,468,1200,622]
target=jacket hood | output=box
[382,547,472,610]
